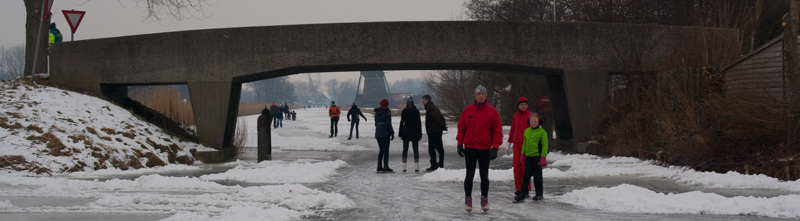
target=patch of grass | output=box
[121,131,136,139]
[69,134,86,143]
[25,124,43,134]
[45,132,70,156]
[129,86,194,125]
[144,152,167,167]
[100,136,112,141]
[57,111,62,115]
[115,137,123,142]
[100,127,116,135]
[128,156,144,169]
[86,127,98,135]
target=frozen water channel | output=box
[1,108,799,220]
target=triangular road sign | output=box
[62,10,86,33]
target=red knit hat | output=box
[380,99,389,106]
[517,96,529,105]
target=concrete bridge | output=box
[49,21,736,155]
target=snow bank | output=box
[0,79,214,175]
[422,151,800,191]
[558,184,800,218]
[69,164,202,178]
[200,159,348,184]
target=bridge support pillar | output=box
[562,70,608,146]
[188,81,242,152]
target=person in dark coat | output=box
[374,99,394,173]
[398,97,422,173]
[283,103,291,119]
[422,94,447,171]
[347,102,367,140]
[270,102,281,128]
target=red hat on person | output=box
[380,99,389,107]
[517,96,529,105]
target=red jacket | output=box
[507,109,532,144]
[457,101,503,150]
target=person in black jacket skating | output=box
[347,102,368,140]
[374,99,395,173]
[399,97,422,173]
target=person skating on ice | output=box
[514,113,549,202]
[507,96,533,198]
[346,102,367,140]
[422,94,447,171]
[328,101,341,138]
[398,97,422,173]
[374,99,394,173]
[456,85,502,212]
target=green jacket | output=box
[522,126,548,157]
[49,28,63,43]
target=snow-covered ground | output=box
[3,86,800,219]
[0,79,214,175]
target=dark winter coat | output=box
[424,101,446,134]
[270,105,280,117]
[347,105,367,122]
[283,105,290,115]
[399,105,422,141]
[373,106,394,138]
[456,101,503,150]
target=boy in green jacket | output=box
[514,113,548,202]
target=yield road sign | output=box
[62,10,86,34]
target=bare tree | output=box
[23,0,213,79]
[1,44,26,80]
[323,79,358,104]
[248,76,295,103]
[422,70,481,119]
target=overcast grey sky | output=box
[0,0,467,83]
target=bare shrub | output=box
[238,102,270,116]
[233,118,249,156]
[130,86,194,125]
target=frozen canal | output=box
[1,108,799,220]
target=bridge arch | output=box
[49,21,737,154]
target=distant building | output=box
[723,36,790,108]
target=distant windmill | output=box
[354,71,393,107]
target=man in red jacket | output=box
[506,96,533,198]
[456,85,502,212]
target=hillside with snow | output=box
[0,78,215,175]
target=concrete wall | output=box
[49,21,737,149]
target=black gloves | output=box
[442,124,448,131]
[390,134,394,141]
[457,144,464,157]
[490,148,498,160]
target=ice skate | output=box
[402,163,407,173]
[414,163,420,173]
[464,196,473,212]
[480,196,489,212]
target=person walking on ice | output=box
[457,85,502,212]
[346,102,367,140]
[329,101,341,138]
[514,112,549,203]
[398,97,422,173]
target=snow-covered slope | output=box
[0,79,215,175]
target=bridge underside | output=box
[49,21,738,152]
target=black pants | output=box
[330,117,339,135]
[520,156,544,196]
[402,139,419,163]
[427,132,444,168]
[376,137,390,169]
[464,148,490,197]
[349,120,360,138]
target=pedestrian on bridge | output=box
[456,85,502,212]
[328,101,341,138]
[374,99,394,173]
[398,97,422,173]
[347,102,367,140]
